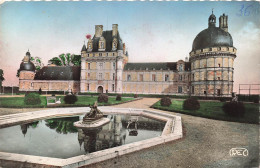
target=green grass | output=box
[152,100,259,124]
[0,96,46,108]
[0,95,135,108]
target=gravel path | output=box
[87,98,259,168]
[0,98,258,168]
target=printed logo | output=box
[229,148,248,157]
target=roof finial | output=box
[28,49,29,52]
[212,8,214,14]
[84,40,85,45]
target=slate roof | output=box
[35,66,81,80]
[19,62,36,72]
[185,62,191,71]
[124,62,191,71]
[124,63,177,71]
[91,31,123,52]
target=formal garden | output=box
[0,93,135,108]
[152,97,259,124]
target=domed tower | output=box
[189,12,236,97]
[19,50,36,91]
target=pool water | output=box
[0,114,165,159]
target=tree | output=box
[0,69,5,93]
[49,53,81,66]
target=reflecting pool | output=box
[0,114,165,158]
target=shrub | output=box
[64,94,78,104]
[116,94,122,101]
[134,94,138,98]
[183,98,200,110]
[222,101,245,117]
[160,97,172,107]
[24,93,41,105]
[98,94,108,103]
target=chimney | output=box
[185,57,189,62]
[123,43,126,54]
[112,24,118,36]
[219,14,228,32]
[95,25,103,37]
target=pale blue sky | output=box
[0,1,259,92]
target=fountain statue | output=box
[74,101,110,129]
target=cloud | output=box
[233,22,260,93]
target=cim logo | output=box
[229,148,248,157]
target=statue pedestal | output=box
[73,118,110,129]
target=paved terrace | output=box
[0,98,258,168]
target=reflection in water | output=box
[45,117,79,134]
[20,121,39,136]
[78,115,126,153]
[0,114,165,158]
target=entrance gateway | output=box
[97,86,103,93]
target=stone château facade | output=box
[18,12,236,97]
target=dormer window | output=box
[98,37,106,51]
[179,64,183,71]
[87,39,93,52]
[112,38,117,51]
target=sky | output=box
[0,1,259,93]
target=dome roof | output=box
[20,62,36,72]
[192,25,233,51]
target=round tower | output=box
[189,12,236,97]
[19,50,36,91]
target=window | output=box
[192,86,194,94]
[87,54,89,57]
[100,42,104,49]
[179,75,182,81]
[88,44,91,49]
[152,74,156,81]
[178,86,182,93]
[218,63,221,67]
[87,84,90,91]
[88,63,90,70]
[98,73,103,80]
[99,63,103,69]
[113,62,116,70]
[204,91,207,94]
[192,74,195,81]
[113,53,115,56]
[139,74,143,81]
[31,83,33,87]
[99,53,102,57]
[127,75,131,81]
[107,53,109,56]
[165,74,169,81]
[113,73,115,80]
[112,84,115,91]
[217,89,221,96]
[218,77,220,80]
[88,73,90,78]
[179,64,183,71]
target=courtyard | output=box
[0,98,258,168]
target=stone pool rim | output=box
[0,107,183,168]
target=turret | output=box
[208,10,216,27]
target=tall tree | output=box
[0,69,5,93]
[49,53,81,66]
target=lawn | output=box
[152,100,259,124]
[0,95,135,108]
